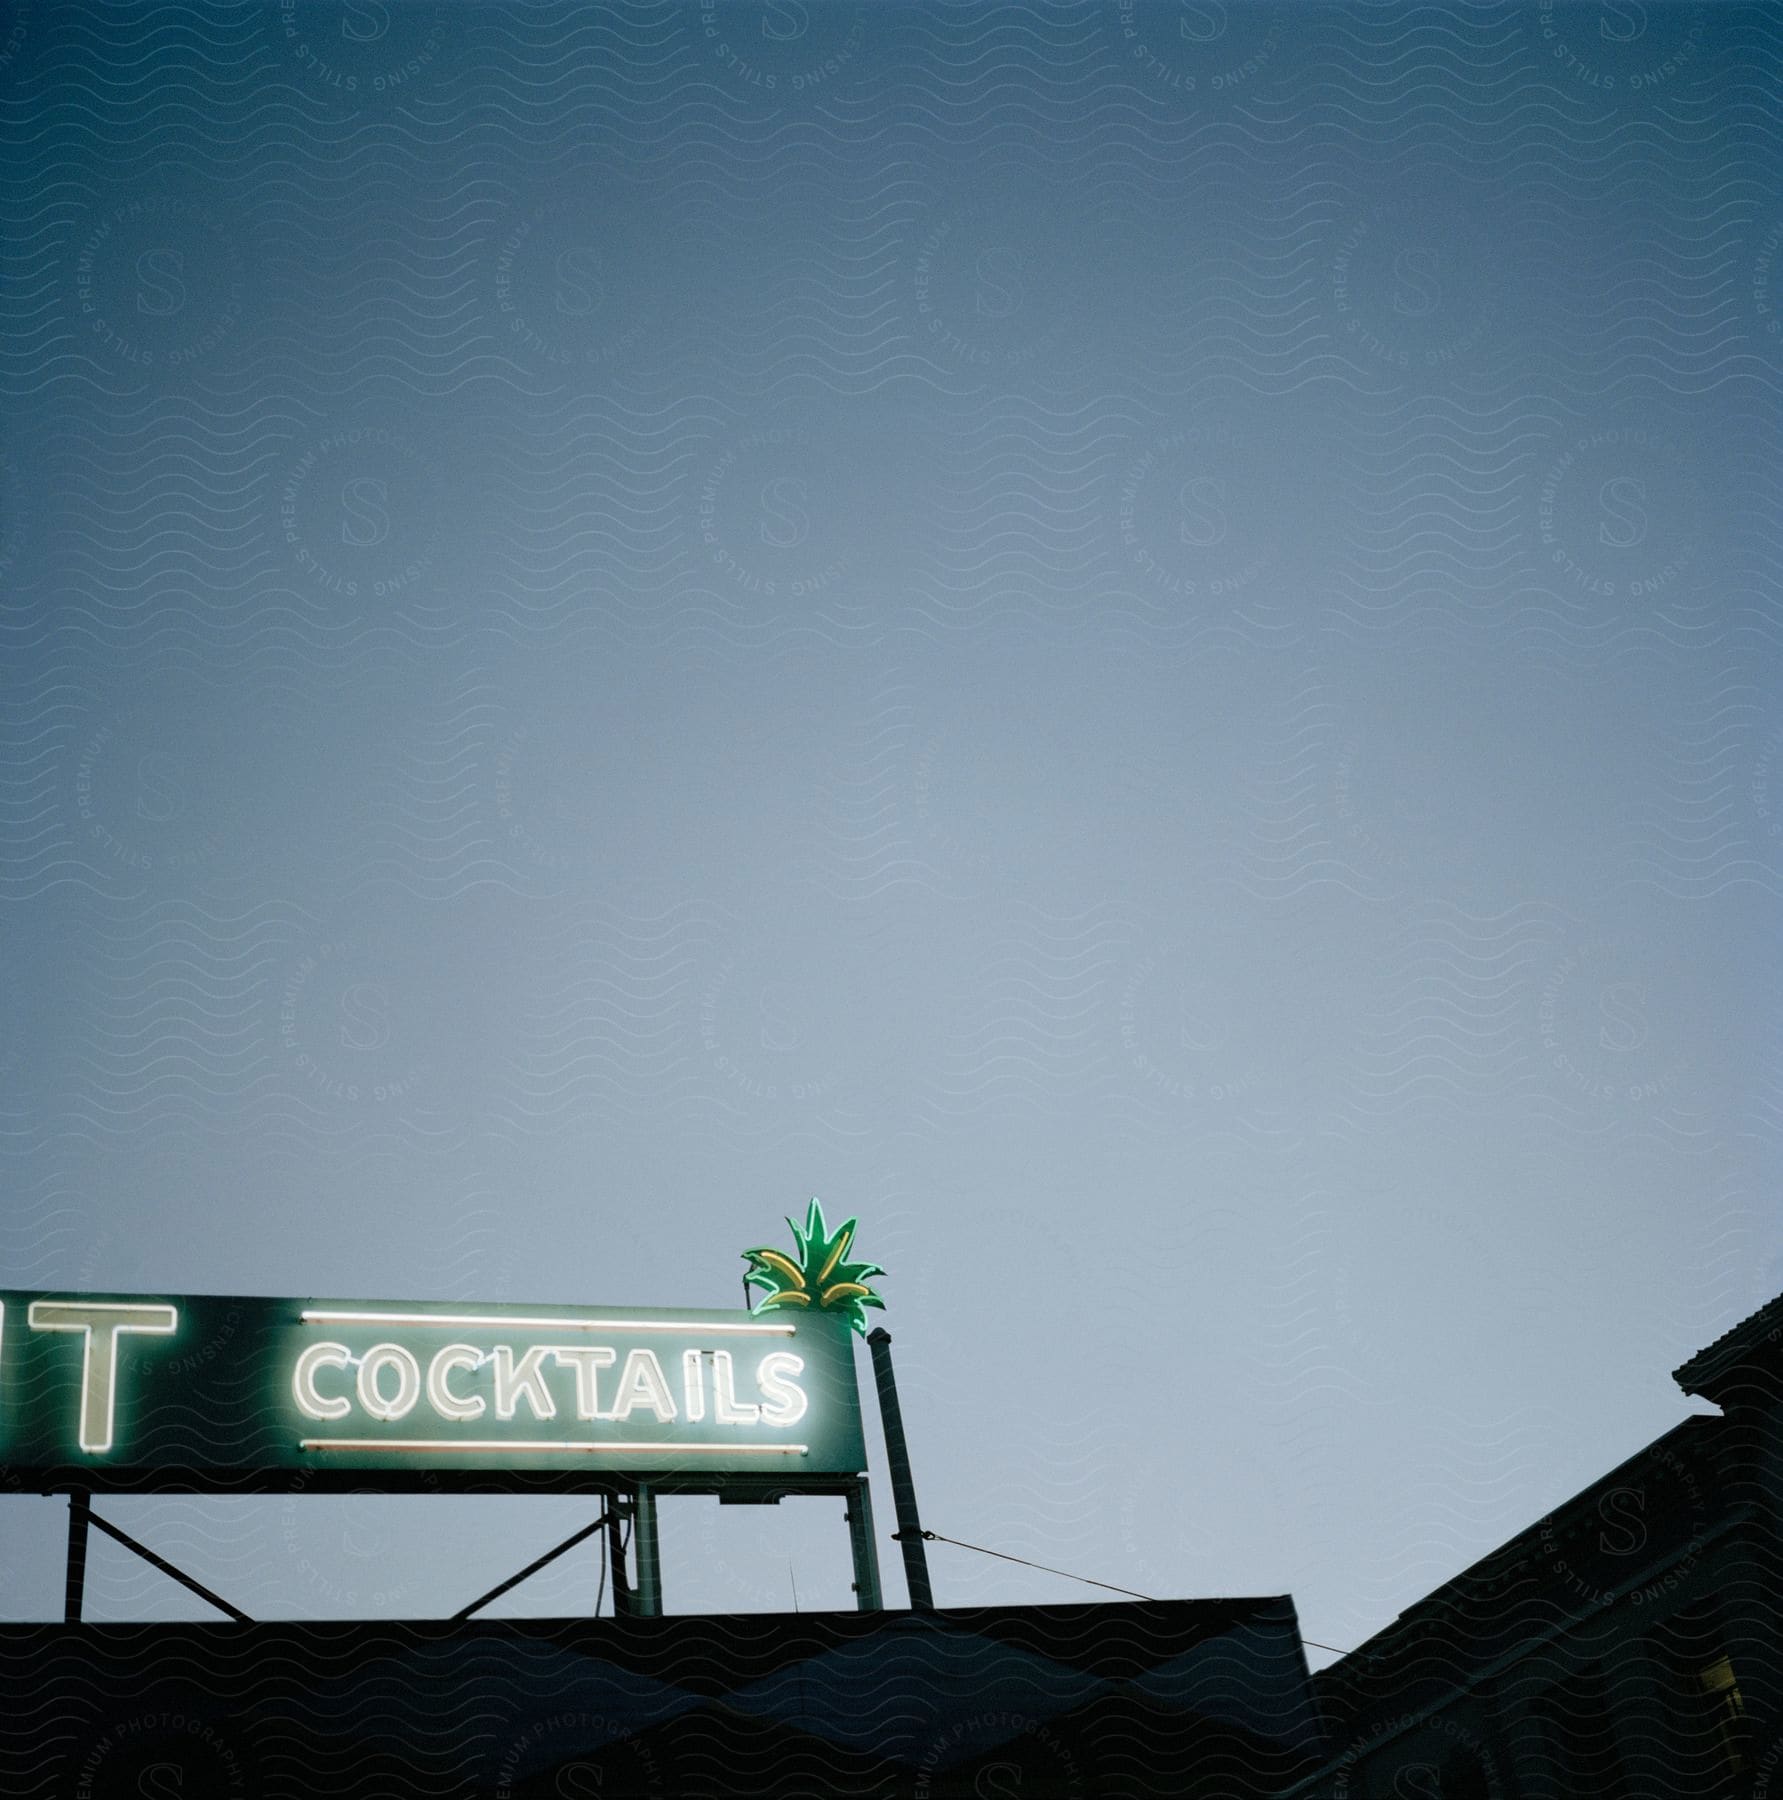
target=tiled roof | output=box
[1672,1289,1783,1401]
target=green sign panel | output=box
[0,1291,867,1496]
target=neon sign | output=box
[742,1198,886,1334]
[20,1301,179,1453]
[288,1318,809,1443]
[0,1292,866,1496]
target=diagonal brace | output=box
[84,1507,252,1623]
[451,1511,612,1621]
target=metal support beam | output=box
[84,1507,251,1622]
[632,1483,661,1617]
[866,1327,933,1611]
[846,1475,882,1611]
[64,1491,90,1623]
[607,1497,633,1616]
[451,1511,611,1622]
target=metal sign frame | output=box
[0,1289,884,1621]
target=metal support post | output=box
[866,1327,933,1611]
[632,1483,661,1617]
[846,1475,883,1611]
[607,1495,633,1616]
[64,1491,90,1624]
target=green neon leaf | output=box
[742,1197,886,1335]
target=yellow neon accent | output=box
[301,1311,792,1335]
[816,1227,852,1285]
[299,1439,808,1455]
[820,1281,871,1307]
[761,1290,812,1307]
[752,1250,806,1289]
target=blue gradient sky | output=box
[1,2,1779,1662]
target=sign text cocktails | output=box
[0,1292,866,1495]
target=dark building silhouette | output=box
[0,1595,1326,1798]
[1283,1292,1783,1798]
[11,1299,1782,1796]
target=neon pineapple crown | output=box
[742,1198,886,1336]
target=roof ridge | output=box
[1672,1289,1783,1398]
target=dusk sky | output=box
[1,1,1779,1666]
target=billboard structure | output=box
[1,1202,897,1622]
[0,1294,865,1488]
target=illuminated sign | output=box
[742,1198,886,1335]
[0,1292,866,1496]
